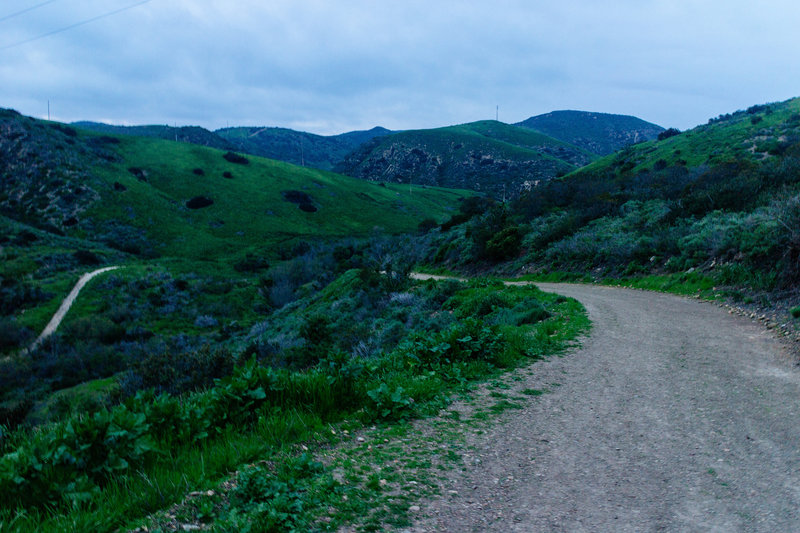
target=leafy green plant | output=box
[366,384,415,421]
[219,454,328,532]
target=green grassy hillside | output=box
[575,99,800,174]
[0,109,470,361]
[335,120,590,198]
[0,110,468,262]
[85,135,468,261]
[516,110,664,155]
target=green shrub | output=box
[365,383,415,421]
[0,405,154,510]
[62,316,125,344]
[418,217,438,234]
[223,152,249,165]
[485,226,524,260]
[221,453,327,532]
[0,278,51,315]
[447,290,511,318]
[401,318,503,370]
[491,302,551,326]
[124,345,234,396]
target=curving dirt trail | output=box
[412,283,800,532]
[28,266,120,351]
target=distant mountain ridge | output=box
[73,121,395,172]
[214,126,393,171]
[334,121,589,198]
[515,110,664,155]
[72,110,665,198]
[71,122,235,151]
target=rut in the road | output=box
[411,284,800,532]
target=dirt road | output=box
[28,266,120,351]
[412,283,800,532]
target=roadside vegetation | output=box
[0,272,587,531]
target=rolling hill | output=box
[515,110,664,155]
[334,120,594,198]
[424,97,800,294]
[215,126,393,171]
[0,107,472,364]
[1,110,468,263]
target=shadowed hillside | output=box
[515,110,664,155]
[215,126,393,171]
[334,121,592,198]
[72,121,235,151]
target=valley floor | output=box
[411,284,800,532]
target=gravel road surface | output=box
[412,283,800,532]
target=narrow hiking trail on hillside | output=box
[411,283,800,532]
[28,266,120,352]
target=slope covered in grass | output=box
[0,109,469,263]
[85,134,469,261]
[0,110,470,387]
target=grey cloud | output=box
[1,0,798,134]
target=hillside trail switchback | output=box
[410,283,800,532]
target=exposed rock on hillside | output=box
[0,109,108,233]
[516,110,664,155]
[334,123,582,198]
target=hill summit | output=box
[516,110,664,155]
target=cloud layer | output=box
[1,0,799,134]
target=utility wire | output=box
[0,0,152,51]
[0,0,59,24]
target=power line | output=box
[0,0,59,24]
[0,0,152,51]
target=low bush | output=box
[0,317,33,352]
[222,152,249,165]
[0,278,51,314]
[657,128,680,140]
[122,345,235,396]
[219,454,329,532]
[365,383,415,421]
[186,196,213,209]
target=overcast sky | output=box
[1,0,798,135]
